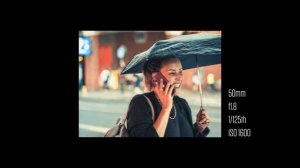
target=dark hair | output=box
[143,59,161,75]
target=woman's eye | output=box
[169,73,176,76]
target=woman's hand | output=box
[196,107,211,133]
[152,79,175,137]
[153,78,175,111]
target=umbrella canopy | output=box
[121,33,221,74]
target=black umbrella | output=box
[121,33,221,107]
[121,33,221,74]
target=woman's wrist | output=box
[161,106,172,113]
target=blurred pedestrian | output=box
[119,73,125,94]
[99,69,111,90]
[207,73,216,91]
[133,74,143,94]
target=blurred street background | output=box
[79,31,221,137]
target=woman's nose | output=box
[175,74,182,81]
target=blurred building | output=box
[81,31,167,91]
[79,31,221,92]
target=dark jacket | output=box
[127,92,209,137]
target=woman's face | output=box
[159,58,183,92]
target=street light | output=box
[82,31,101,36]
[117,45,127,68]
[165,31,184,37]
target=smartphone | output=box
[152,72,175,95]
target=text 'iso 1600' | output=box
[227,89,251,138]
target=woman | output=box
[127,56,211,137]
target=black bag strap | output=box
[123,94,155,122]
[142,95,155,121]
